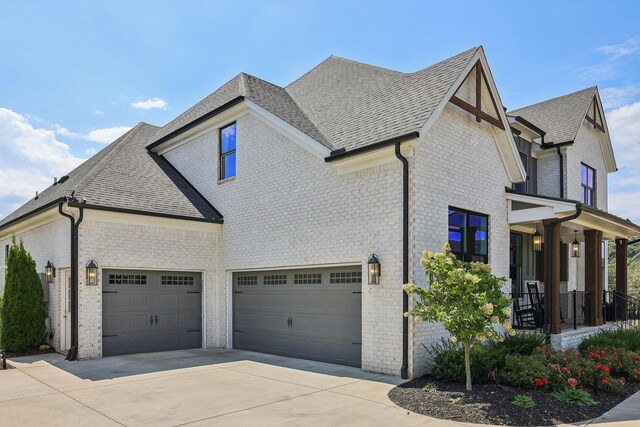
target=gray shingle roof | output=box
[508,87,597,144]
[153,72,330,149]
[151,47,480,152]
[0,123,221,230]
[286,47,479,151]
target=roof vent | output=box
[35,191,39,200]
[58,175,69,185]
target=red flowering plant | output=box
[586,346,640,382]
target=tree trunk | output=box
[464,343,472,392]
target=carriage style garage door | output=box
[102,269,202,357]
[233,267,362,367]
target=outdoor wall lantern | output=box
[571,231,581,258]
[86,260,99,286]
[368,254,381,285]
[45,261,55,282]
[532,226,543,252]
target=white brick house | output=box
[1,46,638,379]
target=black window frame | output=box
[448,206,489,263]
[580,163,596,207]
[219,122,237,181]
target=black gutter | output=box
[504,187,580,205]
[541,140,574,149]
[395,141,410,380]
[325,132,419,163]
[544,203,582,334]
[0,198,66,232]
[58,201,83,361]
[557,146,564,199]
[628,239,640,245]
[146,96,245,150]
[66,202,223,224]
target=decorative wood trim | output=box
[585,95,605,132]
[448,60,505,130]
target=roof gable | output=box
[508,87,597,144]
[0,123,222,231]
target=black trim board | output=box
[325,132,420,162]
[66,202,223,224]
[147,96,245,151]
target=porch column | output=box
[585,230,604,326]
[543,220,562,334]
[616,238,628,320]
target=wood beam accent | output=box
[450,96,505,130]
[448,60,505,130]
[585,95,605,133]
[543,220,562,334]
[585,230,604,326]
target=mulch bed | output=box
[388,376,640,426]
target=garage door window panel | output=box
[294,273,322,285]
[108,274,147,285]
[330,272,362,284]
[161,275,194,286]
[263,274,287,285]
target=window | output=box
[294,273,322,285]
[219,123,236,180]
[236,275,257,286]
[329,271,362,284]
[108,274,147,285]
[448,207,489,263]
[263,275,287,285]
[161,275,194,286]
[581,163,596,207]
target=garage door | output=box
[233,267,362,367]
[102,269,202,357]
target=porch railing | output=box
[603,290,640,330]
[510,290,592,331]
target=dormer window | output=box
[220,123,236,180]
[581,163,596,207]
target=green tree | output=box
[0,239,47,351]
[404,243,513,391]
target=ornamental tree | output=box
[404,243,514,391]
[0,239,47,351]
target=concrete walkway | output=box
[0,349,638,427]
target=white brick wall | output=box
[76,212,219,359]
[566,122,608,211]
[536,151,562,199]
[0,217,70,352]
[165,113,405,375]
[408,105,512,377]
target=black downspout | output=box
[557,146,564,199]
[58,201,83,361]
[544,204,582,333]
[395,142,409,380]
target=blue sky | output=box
[1,1,639,222]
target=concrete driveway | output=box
[3,349,639,427]
[2,349,440,427]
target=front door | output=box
[60,269,72,352]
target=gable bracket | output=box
[585,95,605,133]
[449,61,505,130]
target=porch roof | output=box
[505,189,640,240]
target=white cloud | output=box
[93,110,105,116]
[600,85,640,110]
[597,36,640,59]
[85,147,98,156]
[0,108,86,218]
[131,97,168,110]
[607,102,640,224]
[53,124,82,139]
[86,126,132,144]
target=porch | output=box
[506,190,640,344]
